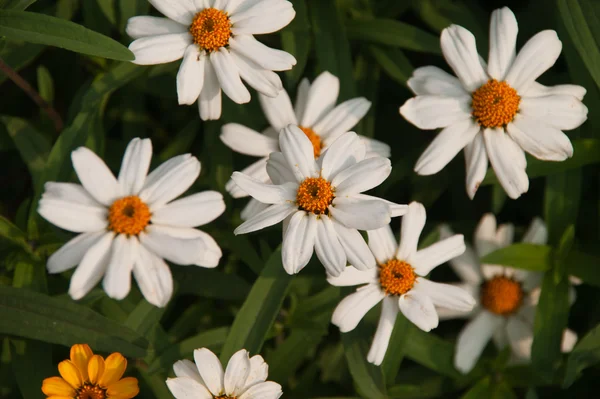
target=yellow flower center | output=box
[480,275,524,315]
[189,8,232,52]
[299,125,323,158]
[108,196,151,235]
[76,384,106,399]
[296,177,334,214]
[471,79,520,128]
[379,259,416,296]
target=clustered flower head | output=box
[37,3,587,398]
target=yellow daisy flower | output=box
[41,343,139,399]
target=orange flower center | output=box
[189,8,232,52]
[299,125,323,158]
[296,177,334,214]
[471,79,520,128]
[77,384,106,399]
[379,259,416,296]
[108,196,151,235]
[480,275,524,315]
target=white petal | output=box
[177,46,205,105]
[230,172,296,204]
[71,146,119,205]
[367,296,400,365]
[266,152,296,185]
[362,136,391,158]
[258,90,298,132]
[495,223,514,248]
[506,316,534,359]
[314,215,347,277]
[396,202,426,261]
[126,16,188,39]
[410,234,466,276]
[407,66,467,96]
[454,311,503,373]
[507,116,573,161]
[463,133,488,199]
[279,125,319,181]
[148,0,197,25]
[523,81,586,101]
[69,233,114,300]
[118,138,152,196]
[234,204,296,234]
[210,49,251,104]
[474,213,498,257]
[440,25,487,91]
[519,95,587,131]
[353,194,407,217]
[484,128,529,199]
[232,7,295,35]
[41,182,100,206]
[134,244,173,307]
[103,235,137,300]
[244,355,269,389]
[439,226,482,285]
[414,119,480,175]
[399,95,471,130]
[194,348,224,396]
[487,7,518,80]
[129,33,191,65]
[230,51,283,97]
[199,58,223,120]
[398,291,438,332]
[229,35,296,71]
[333,221,376,271]
[240,199,269,221]
[224,349,251,396]
[166,377,212,399]
[332,284,385,332]
[320,132,366,181]
[47,231,105,274]
[152,191,225,227]
[313,97,371,140]
[300,71,340,127]
[282,211,317,274]
[294,78,310,122]
[229,0,293,22]
[140,155,201,209]
[327,265,377,287]
[173,359,203,382]
[522,218,548,245]
[38,198,107,233]
[227,158,269,198]
[331,157,391,196]
[238,381,282,399]
[561,329,578,353]
[505,30,562,92]
[330,197,391,231]
[367,224,397,264]
[412,278,475,312]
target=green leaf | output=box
[381,314,412,385]
[0,40,44,85]
[220,247,292,362]
[282,0,311,88]
[544,169,582,246]
[0,215,29,252]
[460,376,517,399]
[404,326,462,379]
[564,322,600,386]
[0,285,148,357]
[556,0,600,89]
[480,243,552,272]
[568,250,600,287]
[36,65,54,104]
[0,0,35,10]
[124,299,165,337]
[0,10,133,61]
[554,225,575,282]
[173,268,251,301]
[346,18,441,54]
[368,45,413,87]
[10,339,53,399]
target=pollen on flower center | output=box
[480,275,524,315]
[379,259,416,296]
[76,384,106,399]
[299,125,323,158]
[189,8,232,52]
[108,196,151,235]
[471,79,520,128]
[296,177,334,214]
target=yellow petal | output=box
[58,360,83,389]
[98,353,127,387]
[70,344,93,381]
[88,354,105,385]
[41,377,76,397]
[107,377,139,398]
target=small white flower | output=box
[126,0,297,121]
[166,348,282,399]
[328,202,475,366]
[38,138,225,307]
[439,214,578,373]
[400,6,588,199]
[232,125,406,276]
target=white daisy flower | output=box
[231,124,406,277]
[400,6,588,199]
[126,0,297,121]
[328,202,476,366]
[166,348,282,399]
[438,214,578,373]
[38,138,225,307]
[221,71,391,220]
